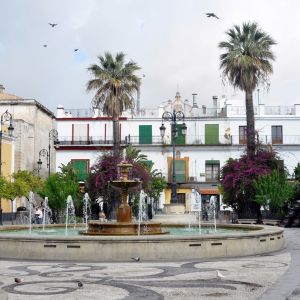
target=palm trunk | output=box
[112,114,120,157]
[245,90,256,156]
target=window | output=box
[272,126,283,144]
[205,160,220,181]
[71,159,90,181]
[171,193,186,204]
[169,160,187,182]
[172,124,186,145]
[72,124,89,144]
[139,125,152,144]
[239,126,247,144]
[205,124,219,144]
[143,160,154,170]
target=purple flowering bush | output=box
[220,148,283,221]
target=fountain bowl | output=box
[81,220,167,235]
[0,223,284,262]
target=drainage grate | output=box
[189,243,202,247]
[270,238,275,241]
[260,239,266,242]
[277,236,281,239]
[211,242,222,246]
[44,244,56,248]
[67,245,81,249]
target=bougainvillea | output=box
[220,148,283,220]
[87,154,152,202]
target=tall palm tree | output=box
[87,52,141,156]
[219,22,276,156]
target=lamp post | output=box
[48,129,59,176]
[37,149,49,176]
[0,110,14,225]
[37,129,59,177]
[159,110,187,203]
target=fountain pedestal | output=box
[116,190,132,222]
[82,161,165,236]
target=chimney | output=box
[192,93,198,108]
[0,84,4,93]
[212,96,218,108]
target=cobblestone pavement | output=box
[260,228,300,300]
[0,250,290,300]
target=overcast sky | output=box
[0,0,299,113]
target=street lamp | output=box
[0,110,14,225]
[37,149,49,176]
[48,129,59,176]
[37,129,59,177]
[160,110,186,203]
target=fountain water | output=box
[83,161,165,235]
[83,193,91,231]
[65,195,76,236]
[210,196,217,233]
[28,191,36,234]
[42,197,52,231]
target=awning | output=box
[199,188,220,195]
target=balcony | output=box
[57,134,300,147]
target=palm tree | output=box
[87,52,141,156]
[219,22,276,156]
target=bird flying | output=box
[74,49,79,52]
[14,278,22,284]
[206,13,219,19]
[131,256,140,262]
[49,23,58,27]
[216,270,225,280]
[43,45,47,47]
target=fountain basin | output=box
[82,220,166,235]
[0,223,284,261]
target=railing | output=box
[63,109,94,118]
[57,134,300,146]
[264,106,294,115]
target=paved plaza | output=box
[0,228,299,300]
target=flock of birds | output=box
[43,13,218,49]
[43,22,79,52]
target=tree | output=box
[87,52,141,156]
[219,22,276,156]
[38,164,79,223]
[253,170,292,216]
[220,147,282,222]
[0,171,43,224]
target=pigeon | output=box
[49,23,58,27]
[14,277,22,284]
[131,256,140,262]
[77,280,83,288]
[74,49,79,52]
[142,74,146,77]
[206,13,219,19]
[43,45,47,48]
[216,270,225,280]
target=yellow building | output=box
[0,129,15,215]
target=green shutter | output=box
[143,160,154,170]
[205,124,219,144]
[139,125,152,144]
[172,124,186,145]
[171,160,186,182]
[72,160,88,181]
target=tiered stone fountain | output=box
[83,161,165,235]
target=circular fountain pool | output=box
[0,223,284,262]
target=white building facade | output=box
[55,92,300,213]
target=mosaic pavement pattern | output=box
[0,252,290,300]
